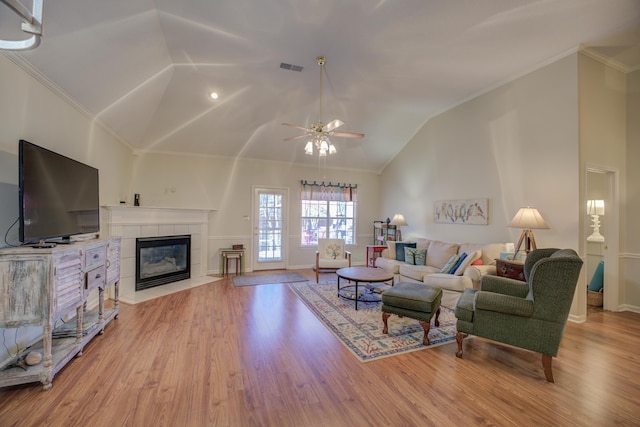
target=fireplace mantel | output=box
[101,205,215,303]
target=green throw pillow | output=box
[404,247,416,264]
[414,248,427,265]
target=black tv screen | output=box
[19,140,100,244]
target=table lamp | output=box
[586,200,605,242]
[508,207,549,257]
[390,214,408,241]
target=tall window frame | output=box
[300,181,357,247]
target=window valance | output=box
[300,180,358,202]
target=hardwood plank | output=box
[0,269,639,426]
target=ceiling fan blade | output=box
[324,119,344,132]
[283,134,311,142]
[329,131,365,139]
[282,123,311,131]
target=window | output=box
[300,180,357,246]
[301,200,355,246]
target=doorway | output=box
[585,166,619,313]
[252,187,288,271]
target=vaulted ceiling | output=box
[2,0,639,173]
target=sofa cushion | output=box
[427,241,460,269]
[376,257,403,274]
[459,243,506,266]
[399,264,439,281]
[424,273,473,292]
[413,238,431,249]
[386,241,397,260]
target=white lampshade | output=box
[390,214,408,227]
[304,141,314,155]
[587,200,605,216]
[508,207,549,230]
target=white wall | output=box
[381,55,580,250]
[578,53,629,313]
[624,68,640,308]
[0,53,134,223]
[129,153,381,271]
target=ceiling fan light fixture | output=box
[304,141,314,155]
[282,55,364,158]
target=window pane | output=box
[301,199,356,246]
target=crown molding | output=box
[579,46,630,74]
[1,50,134,150]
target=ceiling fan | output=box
[282,56,364,156]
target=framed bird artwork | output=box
[433,199,488,225]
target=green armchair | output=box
[454,248,583,382]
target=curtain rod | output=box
[300,180,357,189]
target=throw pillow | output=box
[453,250,482,276]
[588,261,604,292]
[404,247,427,265]
[448,253,468,275]
[439,254,459,273]
[395,242,417,262]
[404,247,416,265]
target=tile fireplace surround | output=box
[101,205,217,304]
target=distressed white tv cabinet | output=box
[0,237,120,390]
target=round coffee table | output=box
[336,267,394,310]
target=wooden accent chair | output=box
[314,238,351,283]
[454,248,583,382]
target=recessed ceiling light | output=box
[210,92,219,100]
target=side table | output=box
[220,248,245,276]
[366,245,387,267]
[495,258,525,282]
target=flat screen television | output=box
[19,139,100,246]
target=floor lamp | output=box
[508,207,549,259]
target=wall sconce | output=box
[507,207,549,257]
[587,200,605,242]
[390,214,408,241]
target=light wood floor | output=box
[0,269,639,427]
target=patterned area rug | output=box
[233,272,308,286]
[288,280,457,362]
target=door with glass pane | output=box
[253,188,287,271]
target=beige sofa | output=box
[375,238,507,308]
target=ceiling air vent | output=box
[280,62,303,72]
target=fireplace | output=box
[136,235,191,291]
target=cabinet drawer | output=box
[86,265,106,291]
[85,246,106,271]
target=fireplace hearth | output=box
[136,235,191,291]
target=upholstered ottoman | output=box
[381,282,442,346]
